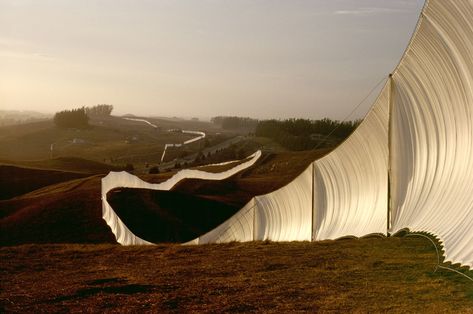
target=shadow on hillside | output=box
[107,188,239,243]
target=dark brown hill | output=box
[0,165,89,200]
[107,188,239,243]
[0,157,126,174]
[0,176,116,245]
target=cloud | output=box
[0,37,55,62]
[0,50,55,62]
[0,37,29,49]
[334,7,405,16]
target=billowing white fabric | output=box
[187,85,389,244]
[192,0,473,268]
[254,165,313,241]
[104,158,314,245]
[390,0,473,268]
[101,150,262,245]
[195,199,256,244]
[102,172,154,245]
[313,83,390,240]
[190,164,313,243]
[102,0,473,269]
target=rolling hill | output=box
[0,165,89,200]
[1,125,472,312]
[0,115,230,167]
[0,150,329,245]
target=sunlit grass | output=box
[1,237,472,312]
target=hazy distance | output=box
[0,0,424,120]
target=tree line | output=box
[54,104,113,129]
[54,107,89,129]
[211,116,360,150]
[211,116,258,130]
[255,118,360,150]
[255,118,360,151]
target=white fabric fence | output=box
[389,0,473,268]
[102,150,262,245]
[102,0,473,269]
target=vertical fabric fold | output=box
[390,0,473,268]
[313,83,390,240]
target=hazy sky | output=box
[0,0,424,120]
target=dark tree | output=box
[85,104,113,116]
[211,116,258,131]
[54,107,89,129]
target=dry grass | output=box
[1,238,472,313]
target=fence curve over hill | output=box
[103,0,473,269]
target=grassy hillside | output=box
[1,238,472,312]
[0,165,89,200]
[0,176,116,245]
[0,157,126,174]
[0,116,228,167]
[1,127,472,312]
[0,119,192,163]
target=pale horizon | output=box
[0,0,424,120]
